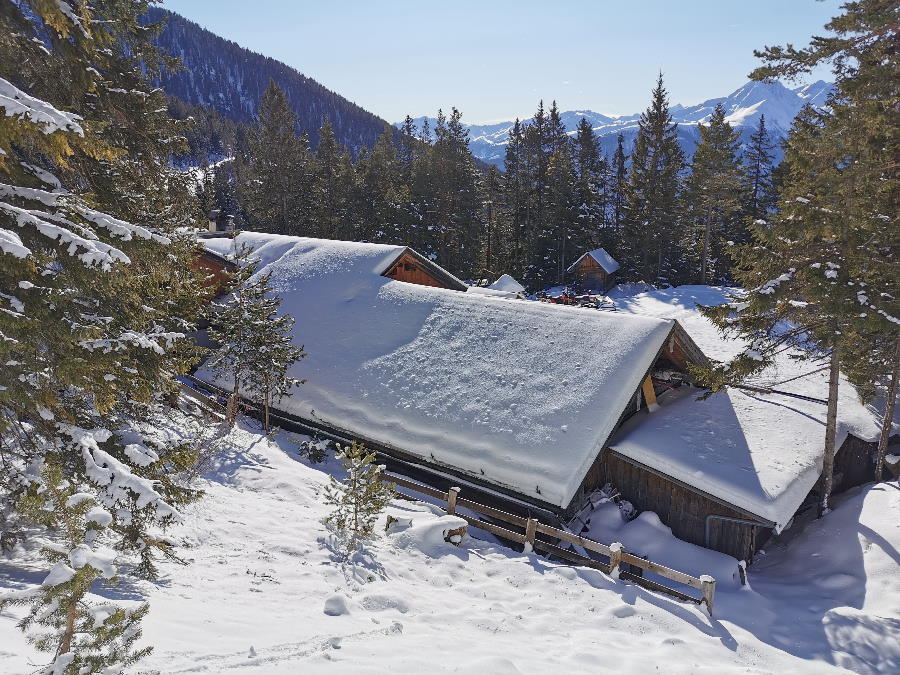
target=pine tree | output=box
[478,165,506,280]
[312,117,349,240]
[356,126,403,243]
[609,134,628,240]
[502,119,529,281]
[430,108,482,278]
[324,441,395,557]
[242,81,313,235]
[545,146,579,284]
[622,74,685,283]
[743,115,777,223]
[0,2,206,671]
[701,0,899,513]
[207,254,305,429]
[572,117,608,251]
[682,103,746,284]
[239,278,306,433]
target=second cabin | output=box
[567,247,620,293]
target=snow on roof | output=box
[488,273,525,294]
[567,248,620,275]
[609,285,883,529]
[466,286,520,300]
[201,232,677,508]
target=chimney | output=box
[207,209,221,232]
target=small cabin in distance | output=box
[567,248,619,292]
[382,248,468,291]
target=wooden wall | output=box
[571,257,614,292]
[192,252,234,298]
[384,252,450,289]
[590,450,766,561]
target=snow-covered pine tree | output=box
[208,256,305,429]
[682,102,746,284]
[700,0,899,514]
[324,441,395,557]
[0,2,207,671]
[239,276,306,432]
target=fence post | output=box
[700,575,716,616]
[609,542,624,579]
[447,487,461,515]
[523,518,537,553]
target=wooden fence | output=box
[387,472,717,615]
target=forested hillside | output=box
[146,7,390,152]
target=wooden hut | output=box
[567,248,620,292]
[381,248,468,291]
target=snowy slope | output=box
[201,233,676,509]
[2,418,896,674]
[399,80,833,167]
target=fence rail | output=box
[388,472,716,614]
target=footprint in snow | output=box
[611,604,637,618]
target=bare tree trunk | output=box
[264,388,270,434]
[875,336,900,480]
[819,346,841,517]
[59,597,77,655]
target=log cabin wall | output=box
[383,251,451,289]
[192,252,235,298]
[581,449,767,562]
[572,257,613,291]
[833,434,877,490]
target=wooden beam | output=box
[641,376,659,412]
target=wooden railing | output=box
[387,472,717,615]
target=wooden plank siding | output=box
[570,255,614,292]
[192,250,237,298]
[594,450,767,561]
[383,251,453,289]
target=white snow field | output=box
[2,421,897,674]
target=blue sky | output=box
[162,0,840,123]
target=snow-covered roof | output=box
[201,232,679,508]
[567,248,620,275]
[609,285,883,530]
[488,273,526,294]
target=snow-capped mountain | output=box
[400,80,833,167]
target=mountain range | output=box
[398,80,833,167]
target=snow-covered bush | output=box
[324,441,395,557]
[293,435,331,464]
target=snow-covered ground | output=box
[2,420,897,673]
